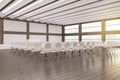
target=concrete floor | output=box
[0,48,120,80]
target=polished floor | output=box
[0,48,120,80]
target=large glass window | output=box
[29,23,46,33]
[49,36,62,42]
[65,25,79,33]
[65,36,79,42]
[82,22,102,32]
[106,34,120,41]
[4,20,26,32]
[4,34,27,44]
[82,35,101,41]
[106,19,120,31]
[29,35,46,42]
[49,25,62,34]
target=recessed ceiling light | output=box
[2,0,23,13]
[13,0,43,15]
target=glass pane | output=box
[4,34,27,44]
[82,22,102,32]
[4,20,26,32]
[29,23,46,33]
[49,25,62,34]
[65,36,79,42]
[49,36,62,42]
[65,25,79,33]
[106,19,120,25]
[82,35,101,41]
[106,34,120,41]
[29,35,46,42]
[106,19,120,31]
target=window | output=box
[82,22,102,32]
[49,36,62,42]
[106,34,120,41]
[29,35,46,42]
[106,19,120,31]
[49,25,62,34]
[29,23,46,33]
[65,25,79,33]
[4,20,26,32]
[4,34,26,44]
[65,36,79,42]
[82,35,101,41]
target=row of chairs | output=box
[11,41,120,57]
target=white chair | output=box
[23,42,35,55]
[71,42,79,54]
[11,42,17,50]
[19,42,28,50]
[25,42,35,51]
[74,41,85,55]
[10,42,19,53]
[54,42,63,54]
[63,42,71,55]
[31,42,42,56]
[40,42,54,57]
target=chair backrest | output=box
[26,42,35,49]
[34,42,42,50]
[41,42,53,53]
[72,42,78,47]
[64,42,71,50]
[64,42,70,47]
[44,42,52,49]
[55,42,61,48]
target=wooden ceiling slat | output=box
[64,17,120,26]
[3,17,63,26]
[13,0,58,19]
[39,4,120,22]
[48,11,120,23]
[33,0,120,21]
[45,10,120,23]
[4,0,35,18]
[30,0,102,21]
[0,0,15,11]
[1,0,120,25]
[24,0,81,20]
[52,11,120,25]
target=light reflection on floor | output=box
[107,48,120,63]
[0,48,120,80]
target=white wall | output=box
[29,35,46,42]
[4,20,26,32]
[49,36,62,42]
[49,25,62,34]
[29,23,46,33]
[4,34,27,44]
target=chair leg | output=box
[55,53,58,56]
[79,50,82,56]
[45,54,47,57]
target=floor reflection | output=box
[0,48,120,80]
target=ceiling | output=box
[0,0,120,25]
